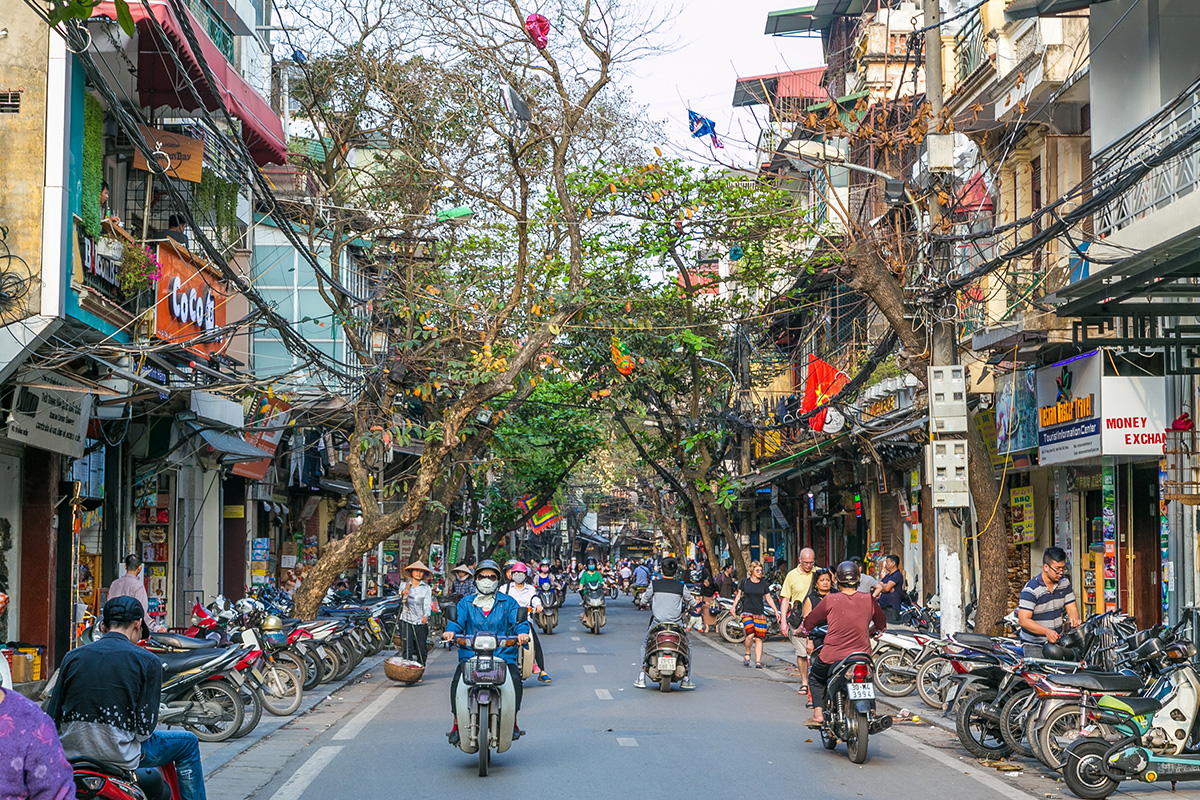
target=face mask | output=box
[513,573,527,584]
[475,577,499,596]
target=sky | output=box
[618,0,825,169]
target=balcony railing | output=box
[1094,82,1200,238]
[184,0,234,63]
[954,11,986,86]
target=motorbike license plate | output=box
[656,656,677,672]
[847,684,875,700]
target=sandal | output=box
[755,661,763,669]
[798,683,808,695]
[743,655,751,667]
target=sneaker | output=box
[634,674,646,688]
[681,678,696,689]
[447,729,460,746]
[538,673,553,683]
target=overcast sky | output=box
[618,0,825,168]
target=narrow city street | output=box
[202,601,1042,799]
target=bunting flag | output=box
[801,353,849,432]
[611,336,635,375]
[687,110,724,149]
[517,495,562,533]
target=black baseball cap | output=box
[103,596,144,624]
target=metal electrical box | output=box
[929,441,970,508]
[926,134,955,173]
[928,365,968,433]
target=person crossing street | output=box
[779,548,817,696]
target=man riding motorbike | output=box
[634,557,696,690]
[578,557,606,625]
[500,562,553,684]
[44,596,209,800]
[800,560,886,729]
[442,560,532,744]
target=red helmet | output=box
[510,561,528,574]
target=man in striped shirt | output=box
[1017,546,1080,648]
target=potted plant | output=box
[118,243,163,294]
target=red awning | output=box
[92,0,286,166]
[955,172,993,216]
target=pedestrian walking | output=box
[106,554,163,633]
[398,560,433,666]
[779,547,817,695]
[698,570,720,633]
[730,561,780,669]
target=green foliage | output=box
[81,93,104,239]
[117,243,162,293]
[195,168,239,246]
[49,0,134,36]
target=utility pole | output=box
[923,0,965,636]
[738,330,753,565]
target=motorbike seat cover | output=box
[1048,671,1143,693]
[70,756,132,778]
[149,632,214,650]
[954,632,997,648]
[158,648,227,673]
[1099,694,1162,717]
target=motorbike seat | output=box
[136,767,172,800]
[148,632,215,650]
[953,632,996,648]
[1047,671,1143,693]
[70,757,133,779]
[158,648,226,673]
[1103,695,1163,717]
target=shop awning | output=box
[741,465,795,488]
[187,423,272,463]
[1004,0,1116,20]
[91,0,286,166]
[765,0,865,36]
[732,67,828,107]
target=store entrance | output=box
[1129,464,1162,629]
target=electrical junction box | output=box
[929,441,970,508]
[928,365,968,433]
[926,134,955,173]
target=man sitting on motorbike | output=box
[44,597,210,800]
[500,562,553,684]
[578,557,605,625]
[800,560,887,729]
[442,560,532,744]
[635,557,696,690]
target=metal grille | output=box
[0,91,20,113]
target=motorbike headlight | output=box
[191,614,200,626]
[473,634,498,651]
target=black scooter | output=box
[810,626,893,764]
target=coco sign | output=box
[154,242,226,356]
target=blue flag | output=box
[687,110,724,149]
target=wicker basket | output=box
[384,656,424,684]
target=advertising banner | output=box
[154,242,227,356]
[997,366,1038,454]
[1010,486,1034,544]
[1037,352,1101,465]
[1099,375,1167,455]
[231,395,293,480]
[6,370,93,458]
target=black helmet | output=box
[661,557,678,576]
[834,560,860,588]
[475,559,502,580]
[586,557,597,568]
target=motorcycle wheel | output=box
[1026,704,1048,765]
[1061,738,1120,800]
[1038,704,1083,769]
[366,629,386,657]
[607,585,618,600]
[873,650,916,697]
[659,675,671,693]
[275,651,307,692]
[477,706,491,777]
[846,709,870,764]
[331,641,355,681]
[319,645,341,684]
[955,688,1011,759]
[298,645,323,691]
[261,664,303,716]
[232,687,263,739]
[719,614,746,644]
[183,680,244,742]
[916,657,952,710]
[999,688,1037,759]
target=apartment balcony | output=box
[954,11,988,86]
[182,0,234,63]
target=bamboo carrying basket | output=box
[384,656,425,683]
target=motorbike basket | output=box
[466,658,506,685]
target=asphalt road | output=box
[205,597,1043,799]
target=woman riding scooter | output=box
[442,560,531,743]
[500,562,553,683]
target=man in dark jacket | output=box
[44,596,209,799]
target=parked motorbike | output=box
[809,626,892,764]
[643,622,690,692]
[71,758,180,800]
[450,633,522,777]
[156,645,247,742]
[581,588,606,634]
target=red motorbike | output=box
[72,758,179,800]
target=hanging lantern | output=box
[611,336,635,375]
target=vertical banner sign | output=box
[1160,458,1170,616]
[1102,459,1117,613]
[1010,486,1035,544]
[448,531,462,569]
[1054,468,1073,564]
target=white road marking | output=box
[595,689,613,700]
[569,626,577,631]
[617,737,638,747]
[576,647,587,653]
[571,636,581,641]
[583,665,597,673]
[332,689,402,740]
[889,727,1033,800]
[269,745,343,800]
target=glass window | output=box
[253,339,294,375]
[260,288,295,318]
[253,246,296,287]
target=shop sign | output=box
[5,370,93,458]
[154,243,227,356]
[1010,486,1034,544]
[1099,375,1167,454]
[76,230,121,300]
[231,395,292,481]
[997,366,1038,454]
[1037,352,1101,465]
[132,126,204,183]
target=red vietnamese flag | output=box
[801,354,849,432]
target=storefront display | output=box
[134,470,171,625]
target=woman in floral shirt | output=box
[0,687,74,800]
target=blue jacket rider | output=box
[442,560,531,744]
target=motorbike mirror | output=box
[516,608,528,623]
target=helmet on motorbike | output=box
[262,615,284,633]
[475,559,503,581]
[1040,641,1072,661]
[834,560,860,588]
[539,559,551,567]
[510,561,528,573]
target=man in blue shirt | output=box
[1017,546,1080,652]
[443,560,531,743]
[876,554,906,624]
[633,560,652,588]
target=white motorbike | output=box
[451,633,521,777]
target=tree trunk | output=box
[967,414,1008,633]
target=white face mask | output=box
[513,573,527,584]
[475,577,499,596]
